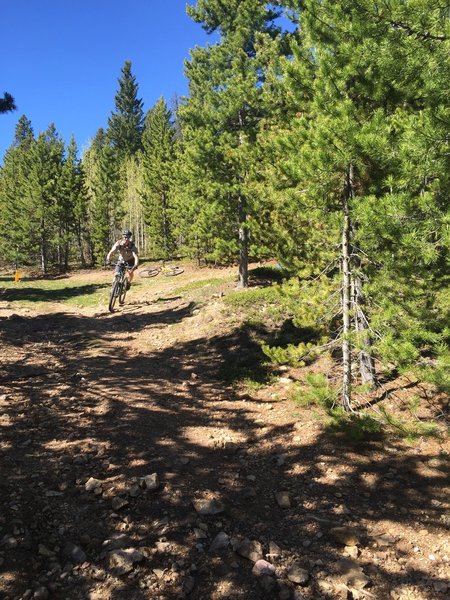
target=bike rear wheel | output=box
[139,267,160,278]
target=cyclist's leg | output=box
[126,260,135,288]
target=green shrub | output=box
[291,373,337,409]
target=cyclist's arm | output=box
[132,251,139,270]
[106,241,119,263]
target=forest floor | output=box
[0,263,449,600]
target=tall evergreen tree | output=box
[107,61,144,157]
[141,97,176,259]
[59,136,90,268]
[272,0,450,406]
[0,116,35,266]
[25,124,65,273]
[83,129,122,264]
[179,0,291,284]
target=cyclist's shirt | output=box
[112,240,138,264]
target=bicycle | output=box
[138,264,184,278]
[108,261,132,312]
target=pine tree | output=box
[0,116,35,266]
[179,0,291,283]
[272,0,450,406]
[25,124,65,273]
[83,129,122,264]
[107,61,144,157]
[140,97,176,259]
[58,136,90,268]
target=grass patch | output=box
[1,278,110,308]
[290,373,337,409]
[325,410,384,442]
[377,406,441,441]
[224,285,281,309]
[175,277,225,293]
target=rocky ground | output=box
[0,265,449,600]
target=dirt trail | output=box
[0,266,449,600]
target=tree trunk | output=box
[341,167,353,411]
[352,268,377,388]
[237,194,249,288]
[236,110,249,289]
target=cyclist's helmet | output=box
[122,229,132,239]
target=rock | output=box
[38,543,56,557]
[252,559,276,577]
[33,587,49,600]
[193,498,225,516]
[109,548,143,574]
[102,533,133,550]
[193,528,208,539]
[141,473,160,491]
[278,586,292,600]
[259,575,277,592]
[85,477,102,492]
[129,484,141,497]
[209,531,230,554]
[111,496,129,510]
[344,545,359,558]
[267,541,282,558]
[329,526,360,546]
[63,541,87,564]
[184,575,196,594]
[287,562,309,585]
[275,491,291,508]
[233,538,263,562]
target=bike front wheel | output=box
[109,279,120,312]
[162,266,184,277]
[119,280,127,305]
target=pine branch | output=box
[388,20,448,42]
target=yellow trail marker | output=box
[14,270,21,282]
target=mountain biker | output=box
[106,230,139,290]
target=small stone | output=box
[193,498,225,516]
[63,541,86,564]
[141,473,160,491]
[287,562,309,585]
[193,528,208,539]
[209,531,230,554]
[267,541,282,557]
[33,587,49,600]
[275,491,291,508]
[85,477,102,492]
[233,538,263,562]
[38,544,56,557]
[129,484,141,497]
[111,496,129,510]
[109,548,143,574]
[102,533,133,550]
[330,526,360,546]
[344,545,359,559]
[252,559,276,577]
[184,575,195,594]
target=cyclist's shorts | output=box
[115,259,134,273]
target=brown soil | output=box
[0,265,449,600]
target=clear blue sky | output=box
[0,0,215,161]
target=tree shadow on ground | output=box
[0,308,448,599]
